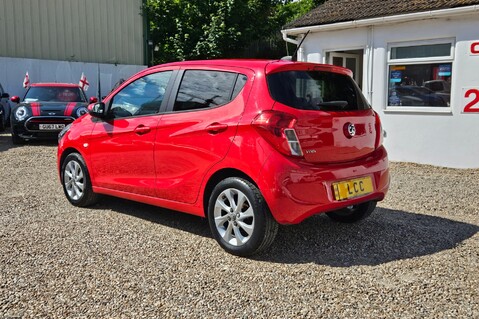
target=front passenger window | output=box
[110,71,172,118]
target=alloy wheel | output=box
[213,188,255,246]
[64,160,85,200]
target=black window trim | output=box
[228,74,240,101]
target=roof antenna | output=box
[291,30,310,62]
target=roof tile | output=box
[285,0,479,29]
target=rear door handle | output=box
[134,125,151,135]
[206,123,228,134]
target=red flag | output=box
[79,72,90,91]
[23,72,30,88]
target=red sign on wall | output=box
[463,88,479,113]
[470,42,479,55]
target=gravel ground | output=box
[0,131,478,319]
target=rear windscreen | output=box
[267,70,370,111]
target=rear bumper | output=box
[258,146,390,224]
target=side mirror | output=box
[11,96,20,103]
[1,93,9,99]
[89,96,98,103]
[89,102,107,118]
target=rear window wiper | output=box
[316,101,348,109]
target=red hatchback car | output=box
[58,59,389,256]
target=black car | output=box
[0,82,11,132]
[391,86,448,107]
[10,83,97,144]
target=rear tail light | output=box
[374,111,384,148]
[252,111,304,157]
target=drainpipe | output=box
[281,30,309,61]
[282,30,300,47]
[367,25,375,104]
[281,30,302,60]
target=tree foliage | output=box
[144,0,324,64]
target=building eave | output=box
[282,4,479,37]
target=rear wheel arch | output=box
[202,168,257,218]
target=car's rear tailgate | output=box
[274,104,378,163]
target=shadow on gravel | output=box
[92,196,211,237]
[0,130,58,152]
[259,207,479,266]
[90,198,478,267]
[0,132,13,152]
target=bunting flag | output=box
[79,72,90,91]
[23,72,30,88]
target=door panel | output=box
[154,109,236,203]
[89,116,160,196]
[154,68,253,204]
[88,70,173,197]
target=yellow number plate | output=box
[332,177,373,201]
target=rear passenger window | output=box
[173,70,246,112]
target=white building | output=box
[282,0,479,168]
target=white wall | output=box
[298,13,479,168]
[0,57,146,99]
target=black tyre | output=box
[0,108,5,132]
[208,177,278,257]
[61,152,99,207]
[11,132,25,144]
[326,201,377,223]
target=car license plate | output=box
[332,176,373,201]
[39,124,65,130]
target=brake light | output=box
[374,111,384,148]
[252,111,304,157]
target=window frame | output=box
[385,38,455,114]
[108,70,175,119]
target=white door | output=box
[329,53,360,84]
